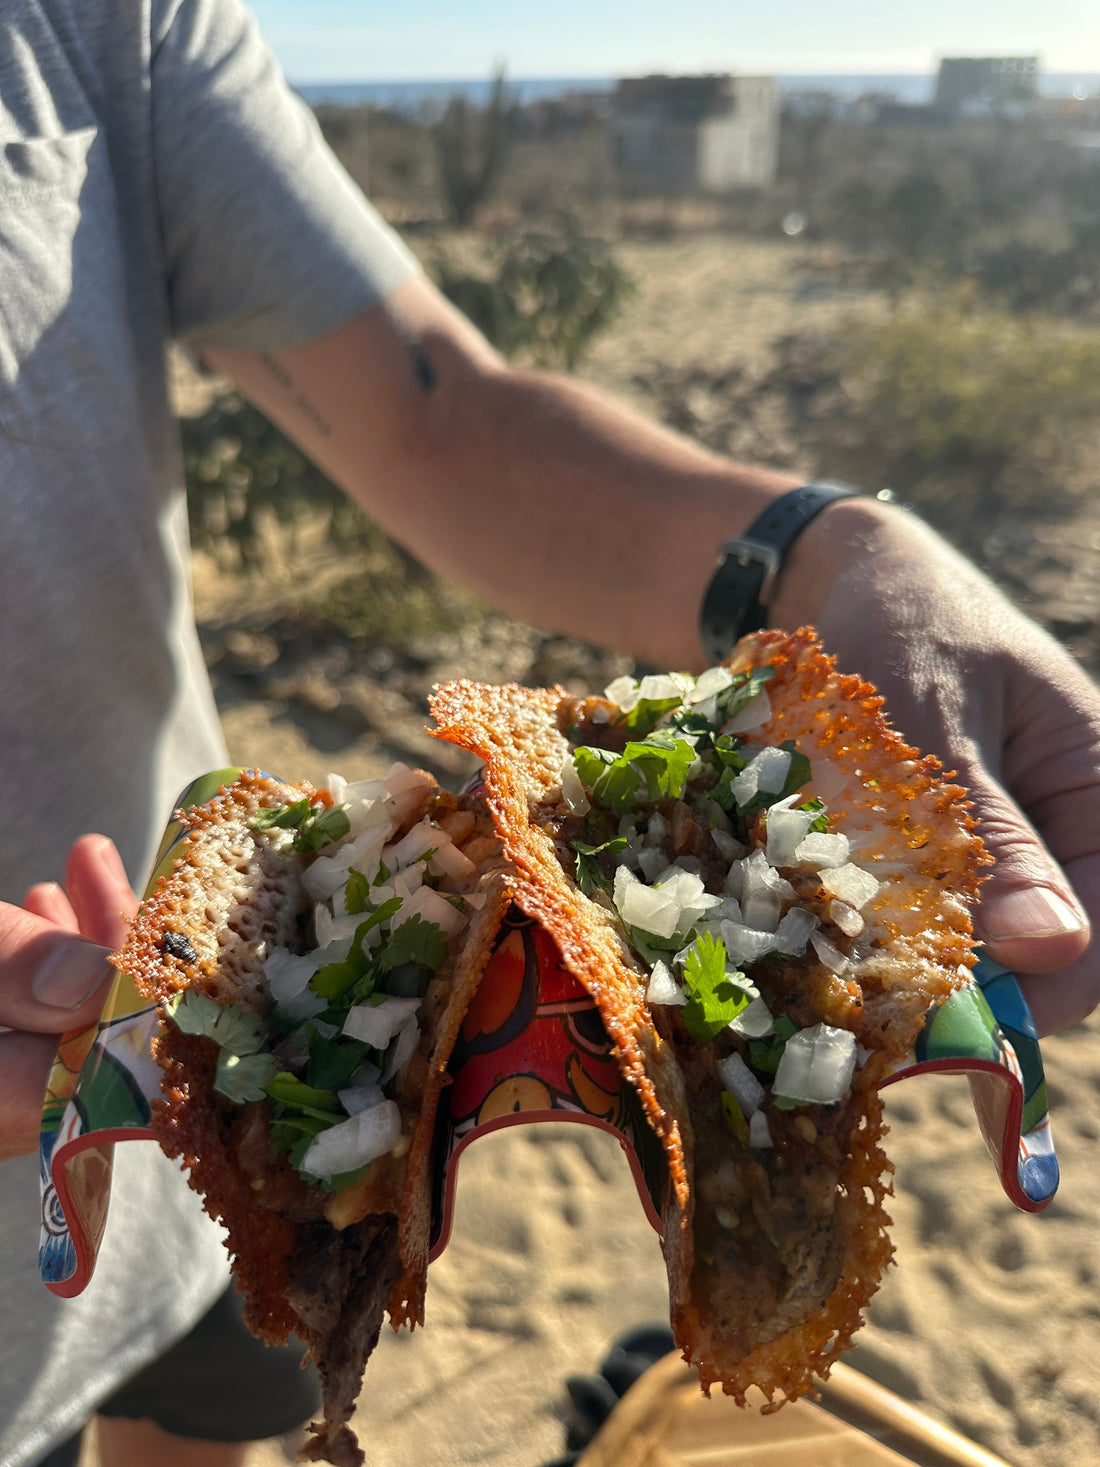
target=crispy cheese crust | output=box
[114,770,513,1467]
[428,628,986,1408]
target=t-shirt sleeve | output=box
[151,0,421,352]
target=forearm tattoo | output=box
[259,352,332,438]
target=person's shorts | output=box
[38,1284,322,1465]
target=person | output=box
[1,2,1098,1464]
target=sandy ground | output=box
[132,232,1100,1467]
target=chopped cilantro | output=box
[310,900,403,1002]
[621,694,683,737]
[573,733,695,817]
[771,1094,809,1111]
[713,666,776,725]
[798,797,830,834]
[166,990,267,1058]
[571,836,629,896]
[747,1015,801,1075]
[668,707,718,740]
[246,799,350,852]
[295,804,351,852]
[344,867,371,914]
[379,915,448,974]
[306,1030,372,1091]
[265,1071,342,1119]
[269,1114,330,1170]
[214,1050,278,1103]
[247,798,312,833]
[679,934,752,1043]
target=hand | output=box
[0,836,138,1162]
[771,496,1097,1036]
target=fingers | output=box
[23,882,78,929]
[65,835,139,948]
[966,768,1090,969]
[0,1031,59,1162]
[0,901,116,1033]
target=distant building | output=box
[611,74,779,193]
[934,57,1040,117]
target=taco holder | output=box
[38,770,1059,1299]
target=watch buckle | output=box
[718,536,781,605]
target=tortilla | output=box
[428,627,986,1407]
[114,767,512,1467]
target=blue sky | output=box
[247,0,1098,82]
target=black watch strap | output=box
[698,481,855,665]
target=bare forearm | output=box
[208,287,797,668]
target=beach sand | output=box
[95,231,1100,1467]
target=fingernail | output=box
[982,887,1086,943]
[31,939,114,1010]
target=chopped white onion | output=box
[646,960,686,1006]
[300,1100,402,1179]
[722,688,772,735]
[810,929,851,974]
[301,855,348,902]
[717,920,776,966]
[718,1051,766,1114]
[636,846,667,882]
[277,988,328,1022]
[636,673,683,706]
[395,883,464,935]
[773,1023,857,1104]
[828,899,865,937]
[560,757,590,815]
[384,817,441,871]
[766,807,815,868]
[772,906,820,956]
[265,947,318,1004]
[739,850,795,933]
[749,1110,774,1148]
[643,811,668,848]
[820,862,880,910]
[464,890,488,909]
[338,1083,386,1115]
[381,1015,421,1083]
[342,995,421,1048]
[604,674,640,710]
[794,831,850,870]
[688,665,735,704]
[711,828,747,863]
[730,745,790,807]
[728,993,776,1038]
[429,841,476,881]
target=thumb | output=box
[966,769,1090,975]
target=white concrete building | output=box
[612,74,779,193]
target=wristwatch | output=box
[698,481,856,665]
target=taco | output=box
[115,765,512,1467]
[428,627,986,1406]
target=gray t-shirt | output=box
[0,2,419,1461]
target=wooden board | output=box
[575,1356,1014,1467]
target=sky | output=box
[246,0,1100,82]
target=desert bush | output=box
[434,219,635,369]
[433,69,516,226]
[632,290,1100,554]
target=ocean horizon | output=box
[296,72,1100,112]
